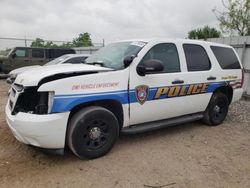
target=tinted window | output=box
[48,49,75,59]
[211,46,241,69]
[32,49,44,58]
[183,44,211,71]
[64,57,87,64]
[141,43,180,73]
[15,49,28,57]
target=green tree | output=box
[60,42,74,48]
[213,0,250,36]
[30,38,45,47]
[30,32,93,48]
[188,26,222,40]
[72,32,93,47]
[44,41,59,48]
[31,39,59,48]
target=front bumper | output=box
[5,103,70,149]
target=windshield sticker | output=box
[130,41,147,48]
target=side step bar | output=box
[121,113,204,135]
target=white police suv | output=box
[5,39,244,159]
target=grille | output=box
[8,84,24,114]
[9,100,13,109]
[11,88,16,97]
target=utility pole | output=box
[102,39,105,47]
[24,36,27,47]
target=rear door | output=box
[31,48,46,65]
[179,43,217,113]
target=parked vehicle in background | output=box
[0,47,76,74]
[6,54,90,84]
[5,39,244,159]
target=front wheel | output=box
[67,106,119,159]
[202,92,229,126]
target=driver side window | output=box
[141,43,180,73]
[15,48,28,58]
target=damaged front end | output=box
[9,84,54,115]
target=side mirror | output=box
[123,55,135,68]
[12,53,16,59]
[137,59,164,76]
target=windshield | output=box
[44,55,70,66]
[85,41,146,70]
[0,48,12,56]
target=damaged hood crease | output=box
[14,64,113,86]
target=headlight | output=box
[47,91,55,114]
[35,91,54,114]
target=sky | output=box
[0,0,224,49]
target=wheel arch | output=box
[68,99,124,130]
[213,85,233,104]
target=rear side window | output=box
[211,46,241,69]
[183,44,211,71]
[48,49,75,59]
[32,49,44,58]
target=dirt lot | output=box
[0,80,249,188]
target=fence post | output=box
[241,42,247,63]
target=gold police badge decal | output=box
[135,85,149,105]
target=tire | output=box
[67,106,119,159]
[202,92,229,126]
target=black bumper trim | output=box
[30,146,65,156]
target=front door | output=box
[129,42,189,125]
[11,48,30,69]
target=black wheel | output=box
[203,92,229,126]
[67,106,119,159]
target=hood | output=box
[15,64,113,87]
[9,65,41,76]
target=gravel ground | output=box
[0,80,249,188]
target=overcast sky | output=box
[0,0,224,49]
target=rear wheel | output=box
[67,106,119,159]
[203,92,229,126]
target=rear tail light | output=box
[240,68,244,88]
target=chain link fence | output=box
[0,37,104,51]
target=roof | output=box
[114,38,232,48]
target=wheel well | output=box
[68,100,124,129]
[213,86,233,104]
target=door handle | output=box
[207,76,216,80]
[172,80,184,84]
